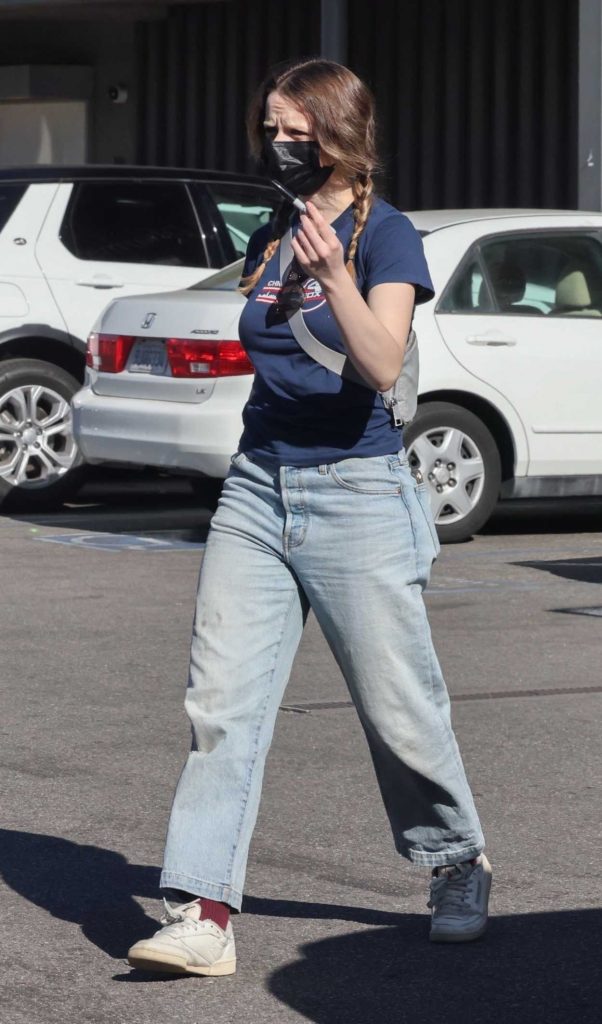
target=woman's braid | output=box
[239,202,291,295]
[346,173,374,282]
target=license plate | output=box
[128,339,168,375]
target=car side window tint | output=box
[0,184,27,231]
[206,184,279,259]
[438,257,495,313]
[60,182,208,267]
[480,234,602,317]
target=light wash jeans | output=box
[161,450,484,910]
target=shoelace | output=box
[428,864,475,912]
[160,898,204,934]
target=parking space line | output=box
[426,581,545,595]
[35,532,206,552]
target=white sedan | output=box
[73,209,602,542]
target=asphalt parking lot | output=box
[2,471,602,1024]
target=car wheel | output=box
[0,358,86,511]
[404,402,501,543]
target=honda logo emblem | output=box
[141,312,156,329]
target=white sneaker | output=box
[127,899,236,975]
[428,853,492,942]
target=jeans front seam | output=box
[282,473,309,558]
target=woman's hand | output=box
[290,201,346,289]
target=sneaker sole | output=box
[127,948,236,976]
[429,919,488,943]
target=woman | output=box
[127,59,491,977]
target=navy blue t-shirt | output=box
[237,198,434,467]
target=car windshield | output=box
[188,258,245,292]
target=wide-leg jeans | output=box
[161,450,485,910]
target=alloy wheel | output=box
[407,425,485,525]
[0,383,79,488]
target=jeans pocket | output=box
[415,483,441,557]
[329,456,402,495]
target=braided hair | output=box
[345,172,375,282]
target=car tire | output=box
[0,358,86,512]
[403,401,502,543]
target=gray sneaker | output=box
[127,899,236,975]
[428,853,492,942]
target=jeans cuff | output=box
[160,870,243,911]
[407,842,485,868]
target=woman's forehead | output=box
[265,90,309,128]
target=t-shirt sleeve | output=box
[362,212,435,305]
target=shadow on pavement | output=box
[268,909,602,1024]
[2,828,602,1020]
[2,467,219,538]
[514,556,602,585]
[482,497,602,536]
[243,895,405,927]
[0,829,407,962]
[0,828,160,959]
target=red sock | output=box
[197,898,230,931]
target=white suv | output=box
[0,166,278,510]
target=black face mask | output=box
[263,140,335,198]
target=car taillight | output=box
[166,339,254,377]
[86,332,135,373]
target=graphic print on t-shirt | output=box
[256,276,326,313]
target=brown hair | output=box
[240,58,378,295]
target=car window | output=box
[206,184,279,259]
[438,256,495,313]
[0,183,26,231]
[439,232,602,318]
[60,182,208,266]
[480,233,602,317]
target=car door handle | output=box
[76,276,124,289]
[466,334,516,347]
